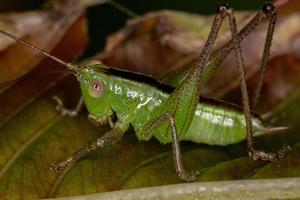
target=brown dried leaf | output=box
[0,14,88,125]
[0,0,87,90]
[95,9,300,98]
[208,12,300,97]
[96,10,250,81]
[276,0,300,14]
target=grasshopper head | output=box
[0,29,114,122]
[0,29,114,121]
[78,62,113,119]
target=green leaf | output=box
[196,157,266,181]
[120,147,229,189]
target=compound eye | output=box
[89,79,105,97]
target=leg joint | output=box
[217,3,230,13]
[262,3,277,15]
[217,3,233,17]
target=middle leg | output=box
[50,121,128,173]
[167,112,200,182]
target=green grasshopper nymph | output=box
[0,2,291,182]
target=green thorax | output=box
[78,64,167,126]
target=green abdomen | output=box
[127,83,265,146]
[153,103,264,146]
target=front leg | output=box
[88,113,115,128]
[167,113,199,182]
[53,96,84,117]
[50,121,128,173]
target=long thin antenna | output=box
[107,0,139,18]
[0,29,78,72]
